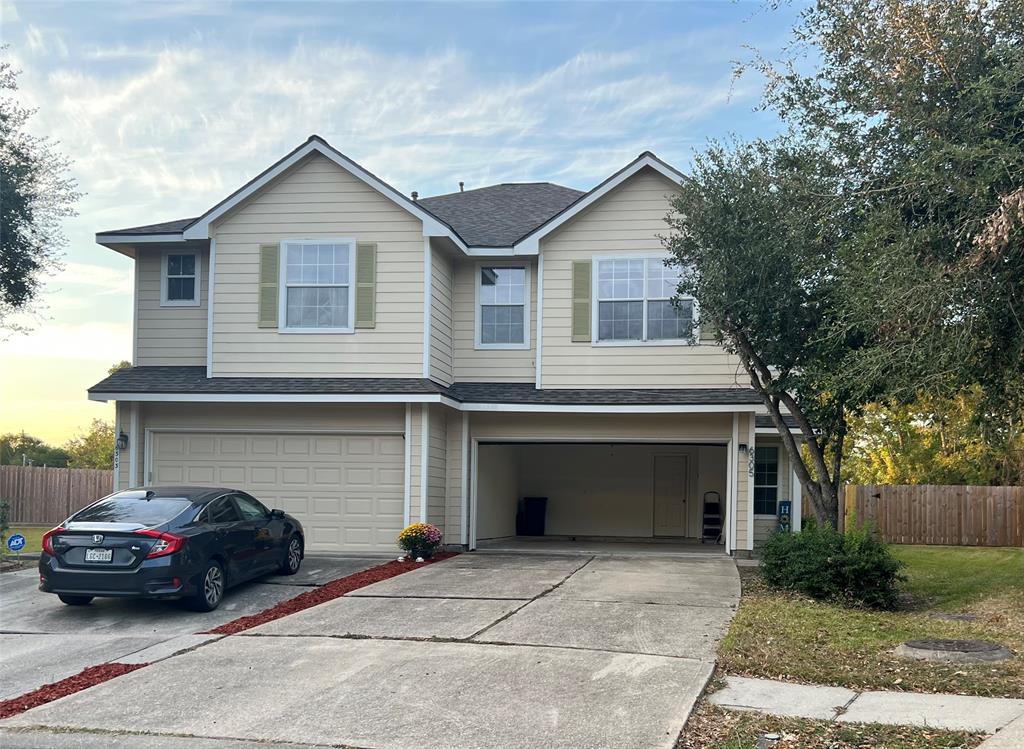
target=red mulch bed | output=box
[0,662,148,720]
[205,552,458,635]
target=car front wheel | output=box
[57,594,93,606]
[279,536,302,575]
[185,560,225,612]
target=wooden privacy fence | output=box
[0,465,113,525]
[844,484,1024,547]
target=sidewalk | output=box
[710,676,1024,734]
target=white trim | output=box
[129,403,139,487]
[459,402,759,414]
[460,411,469,546]
[513,153,683,253]
[791,457,802,532]
[181,138,466,250]
[160,249,202,307]
[419,403,429,523]
[473,435,730,444]
[277,238,356,334]
[144,428,153,484]
[474,261,531,350]
[403,404,412,527]
[590,254,696,346]
[423,238,432,377]
[747,415,755,551]
[729,413,739,555]
[469,437,479,550]
[113,404,121,492]
[206,239,215,377]
[131,261,139,365]
[535,253,544,388]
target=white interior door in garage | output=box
[150,431,404,552]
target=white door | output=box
[151,432,404,552]
[653,454,688,536]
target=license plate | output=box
[84,548,113,563]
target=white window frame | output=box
[590,253,697,346]
[753,444,780,518]
[160,249,201,307]
[278,238,356,334]
[474,261,531,350]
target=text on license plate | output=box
[85,548,113,563]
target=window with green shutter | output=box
[571,260,592,342]
[257,244,279,328]
[355,242,377,328]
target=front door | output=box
[653,454,688,536]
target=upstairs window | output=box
[754,445,780,516]
[161,252,200,306]
[594,257,693,343]
[476,264,529,349]
[280,240,354,332]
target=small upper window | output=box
[476,265,529,349]
[281,240,354,332]
[162,252,200,306]
[594,257,693,343]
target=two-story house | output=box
[90,135,804,557]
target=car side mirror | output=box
[270,508,285,519]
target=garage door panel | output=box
[152,431,404,552]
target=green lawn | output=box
[1,525,46,556]
[679,702,983,749]
[719,545,1024,698]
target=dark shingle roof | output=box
[755,414,801,430]
[90,367,445,396]
[90,367,760,406]
[445,381,761,406]
[98,218,197,236]
[418,183,584,247]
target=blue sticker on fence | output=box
[6,534,26,552]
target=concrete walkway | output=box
[4,552,739,749]
[710,676,1024,734]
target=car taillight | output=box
[41,527,64,555]
[135,529,186,558]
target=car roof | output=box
[120,486,239,505]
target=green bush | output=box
[760,521,905,609]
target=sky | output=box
[0,0,803,444]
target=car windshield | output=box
[71,493,192,526]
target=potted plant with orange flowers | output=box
[397,522,443,562]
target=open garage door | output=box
[150,431,404,552]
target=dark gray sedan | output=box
[38,487,305,611]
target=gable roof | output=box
[419,183,583,248]
[96,137,685,255]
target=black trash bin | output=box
[516,496,548,536]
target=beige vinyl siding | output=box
[452,257,537,382]
[210,153,424,376]
[429,245,454,385]
[407,405,424,524]
[445,411,467,546]
[134,249,208,366]
[735,414,752,551]
[470,411,732,442]
[426,404,448,529]
[539,167,744,389]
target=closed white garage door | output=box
[151,432,404,552]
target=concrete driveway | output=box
[0,556,381,700]
[2,551,739,749]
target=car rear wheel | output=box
[279,536,302,575]
[57,594,93,606]
[185,560,225,612]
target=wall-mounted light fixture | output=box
[116,431,129,451]
[738,443,748,454]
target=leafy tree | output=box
[0,432,70,466]
[845,388,1024,485]
[63,419,115,470]
[108,360,131,375]
[665,0,1024,524]
[0,53,81,328]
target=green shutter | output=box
[258,244,279,328]
[571,260,592,342]
[355,242,377,329]
[699,313,718,342]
